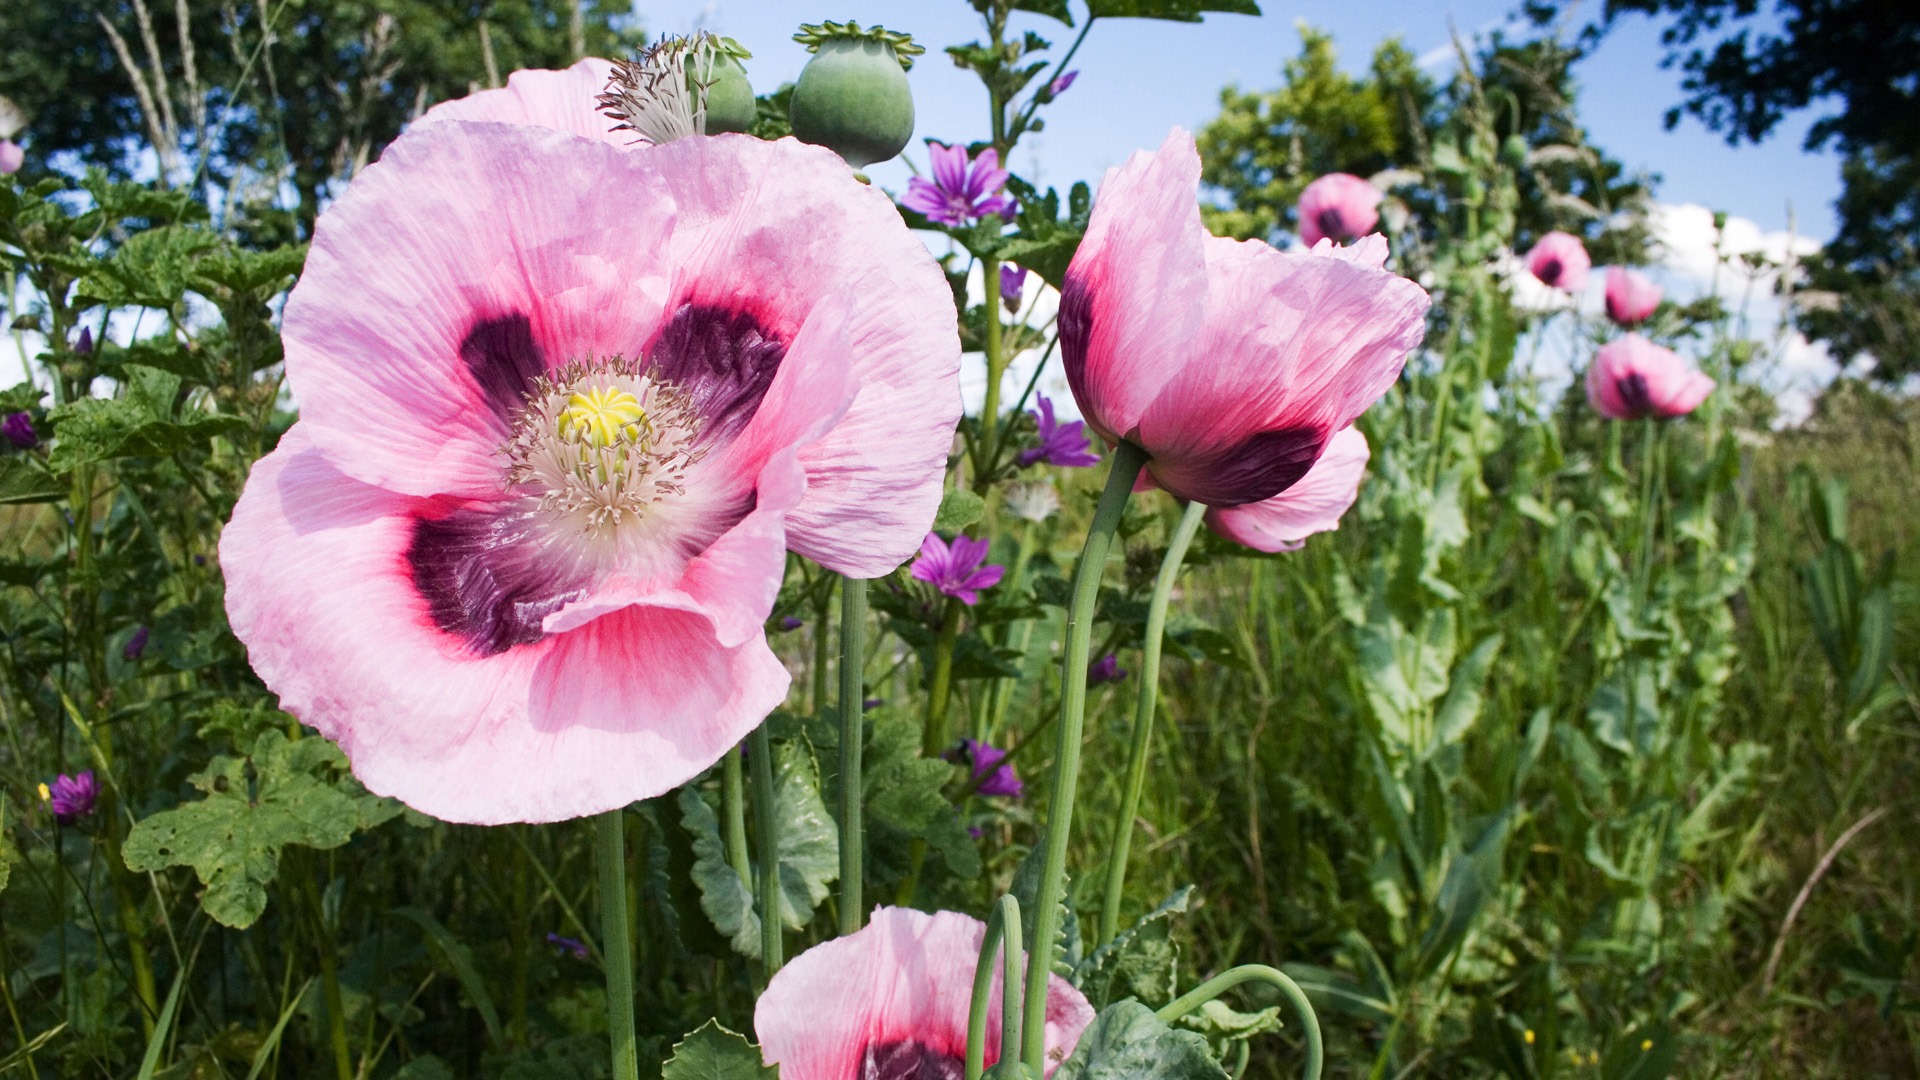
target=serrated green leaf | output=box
[1086,0,1258,20]
[662,1021,776,1080]
[865,715,981,879]
[1054,1000,1227,1080]
[935,489,987,532]
[47,364,244,471]
[75,225,221,309]
[0,457,64,504]
[1011,844,1081,977]
[679,784,759,958]
[1177,999,1282,1042]
[1075,887,1193,1008]
[770,740,839,929]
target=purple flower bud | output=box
[779,615,804,632]
[123,625,149,661]
[42,771,98,824]
[2,412,35,449]
[1049,71,1078,98]
[545,932,589,960]
[862,697,883,712]
[75,327,93,355]
[1088,653,1128,685]
[1000,264,1028,310]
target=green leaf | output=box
[770,740,839,930]
[678,784,760,958]
[1431,634,1503,749]
[1412,810,1510,979]
[1600,1023,1675,1080]
[0,803,12,894]
[388,906,504,1046]
[0,456,65,504]
[662,1021,776,1080]
[122,730,371,928]
[1075,887,1193,1008]
[1086,0,1258,21]
[865,715,981,880]
[1053,1000,1227,1080]
[75,224,221,310]
[1011,844,1081,977]
[1011,0,1075,24]
[47,365,244,471]
[934,488,988,533]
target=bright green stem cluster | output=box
[594,810,639,1080]
[1021,441,1150,1071]
[838,576,869,935]
[1098,499,1208,945]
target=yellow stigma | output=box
[37,782,50,802]
[559,386,648,448]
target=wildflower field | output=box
[1,1,1916,1077]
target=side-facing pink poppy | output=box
[1525,231,1591,293]
[1604,266,1661,326]
[1585,334,1714,420]
[1205,424,1368,552]
[1297,172,1383,247]
[220,114,960,824]
[1060,128,1428,508]
[756,906,1094,1080]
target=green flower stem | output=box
[978,258,1007,481]
[1021,441,1149,1071]
[965,894,1024,1080]
[1155,965,1323,1080]
[594,809,639,1080]
[838,575,869,936]
[722,746,751,883]
[1098,498,1207,946]
[749,723,783,975]
[923,598,966,757]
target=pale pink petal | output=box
[1586,334,1712,420]
[283,120,675,498]
[220,427,789,825]
[1205,425,1369,552]
[756,907,1095,1080]
[415,59,622,145]
[639,134,962,576]
[1133,235,1427,506]
[1604,265,1661,325]
[1658,370,1716,416]
[1060,128,1210,445]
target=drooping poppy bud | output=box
[1604,266,1662,326]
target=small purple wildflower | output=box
[42,771,98,825]
[1088,653,1128,685]
[779,615,804,632]
[901,142,1016,227]
[863,697,883,711]
[967,825,985,839]
[1017,395,1100,469]
[75,327,93,355]
[2,412,35,449]
[910,533,1004,606]
[545,932,589,960]
[1048,70,1078,98]
[959,739,1023,798]
[999,264,1029,310]
[123,625,149,661]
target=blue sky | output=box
[636,0,1840,239]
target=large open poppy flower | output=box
[221,105,959,824]
[1586,333,1714,420]
[1059,128,1428,508]
[1205,424,1369,552]
[756,907,1094,1080]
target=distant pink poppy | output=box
[1060,129,1429,508]
[756,906,1094,1080]
[1526,231,1590,293]
[1604,266,1662,326]
[1206,424,1368,552]
[0,141,22,175]
[221,113,959,824]
[1585,334,1714,420]
[1297,172,1382,247]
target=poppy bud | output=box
[790,22,921,169]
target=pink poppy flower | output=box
[220,113,960,824]
[1525,231,1590,293]
[1296,172,1382,247]
[1205,424,1368,552]
[1604,266,1662,326]
[756,906,1094,1080]
[1060,129,1428,508]
[0,141,22,175]
[1585,333,1714,420]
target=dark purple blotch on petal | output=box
[1056,274,1097,425]
[1616,373,1652,416]
[862,1041,965,1080]
[1536,258,1563,287]
[1168,426,1324,507]
[648,304,787,446]
[1316,207,1349,242]
[460,314,548,419]
[408,505,591,656]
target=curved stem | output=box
[1099,499,1206,945]
[594,810,639,1080]
[965,895,1025,1080]
[1021,441,1149,1070]
[1155,965,1323,1080]
[749,723,783,974]
[838,576,869,936]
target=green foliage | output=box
[1053,1001,1227,1080]
[47,365,245,471]
[661,1021,776,1080]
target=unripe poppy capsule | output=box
[790,22,921,169]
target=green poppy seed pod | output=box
[1501,134,1528,168]
[790,22,921,169]
[695,53,756,135]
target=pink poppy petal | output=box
[1297,172,1382,247]
[1659,370,1715,417]
[1206,425,1369,551]
[756,907,1095,1080]
[221,427,788,824]
[416,59,622,145]
[1061,128,1210,444]
[284,120,675,498]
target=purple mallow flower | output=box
[1088,653,1127,685]
[863,698,883,711]
[902,142,1016,228]
[778,615,804,632]
[959,738,1023,798]
[123,625,149,661]
[1049,71,1078,98]
[42,771,98,825]
[1018,395,1100,468]
[910,532,1004,606]
[545,932,589,960]
[2,412,35,449]
[1000,264,1029,310]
